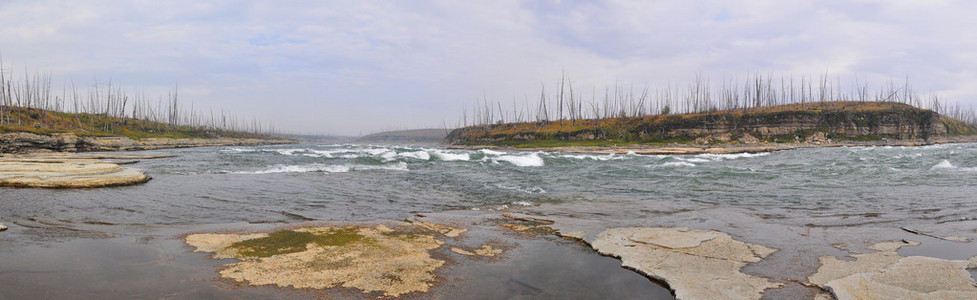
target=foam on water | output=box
[495,184,547,194]
[558,153,629,161]
[237,161,409,174]
[240,164,351,174]
[659,161,696,168]
[676,157,711,163]
[431,150,470,161]
[479,149,507,156]
[931,160,956,170]
[275,149,303,156]
[696,152,770,160]
[494,153,545,167]
[397,151,431,161]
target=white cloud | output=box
[1,0,976,134]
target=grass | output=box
[941,116,977,136]
[0,106,272,139]
[227,228,369,258]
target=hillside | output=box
[0,106,271,140]
[447,101,977,147]
[0,106,292,153]
[356,128,448,145]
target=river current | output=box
[3,143,977,298]
[4,143,975,229]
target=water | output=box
[2,143,977,298]
[4,143,975,227]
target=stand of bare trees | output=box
[459,73,977,128]
[0,57,277,135]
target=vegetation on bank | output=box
[449,101,977,147]
[450,73,977,147]
[0,57,278,139]
[0,106,273,139]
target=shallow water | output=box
[2,142,977,297]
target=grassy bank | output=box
[0,106,273,140]
[449,101,977,147]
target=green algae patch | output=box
[227,227,368,258]
[186,222,476,297]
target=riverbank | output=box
[448,135,977,155]
[446,102,977,152]
[0,132,295,153]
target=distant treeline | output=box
[0,57,278,136]
[459,73,977,128]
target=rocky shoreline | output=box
[0,132,294,153]
[0,132,294,188]
[179,210,977,299]
[448,135,977,155]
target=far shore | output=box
[447,135,977,155]
[0,131,296,154]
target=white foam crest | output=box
[494,153,545,167]
[479,149,507,156]
[512,201,534,206]
[308,150,336,158]
[379,151,398,161]
[695,152,770,161]
[242,164,351,174]
[237,161,409,174]
[677,157,711,163]
[495,184,547,194]
[361,148,393,156]
[559,153,629,161]
[220,147,252,153]
[661,161,696,168]
[274,148,305,156]
[397,151,431,160]
[431,150,471,161]
[931,160,957,170]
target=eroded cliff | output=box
[447,102,970,146]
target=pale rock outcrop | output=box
[0,153,162,188]
[591,227,782,300]
[186,222,479,297]
[0,160,149,188]
[809,240,977,300]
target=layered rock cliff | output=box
[0,132,293,153]
[447,102,968,146]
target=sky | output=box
[2,0,977,135]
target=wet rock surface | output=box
[185,222,474,297]
[590,227,782,300]
[499,205,977,300]
[809,240,977,300]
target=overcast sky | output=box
[2,0,976,135]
